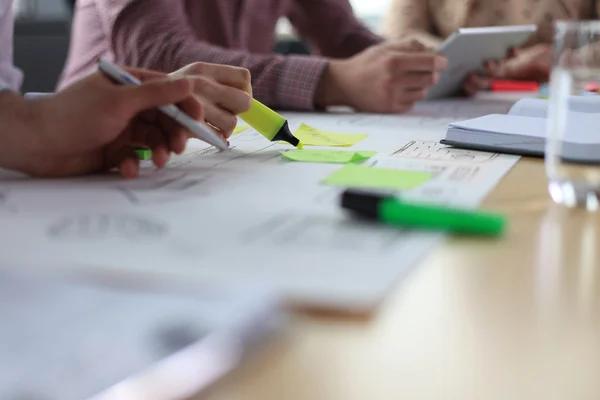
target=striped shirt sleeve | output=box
[100,0,328,111]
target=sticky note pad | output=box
[135,148,152,160]
[322,164,433,191]
[281,149,376,164]
[293,123,367,147]
[232,125,249,135]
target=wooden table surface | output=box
[203,157,600,400]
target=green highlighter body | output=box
[239,99,302,148]
[341,190,506,237]
[135,147,152,160]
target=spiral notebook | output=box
[441,96,600,162]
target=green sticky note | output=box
[232,125,249,135]
[293,123,368,147]
[322,164,433,190]
[281,149,376,164]
[135,148,152,160]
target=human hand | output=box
[169,62,252,138]
[15,68,203,178]
[487,44,552,82]
[461,46,522,96]
[316,39,448,113]
[462,73,491,96]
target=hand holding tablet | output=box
[426,25,538,99]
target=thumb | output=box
[506,46,518,59]
[119,78,193,114]
[386,38,430,52]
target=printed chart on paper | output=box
[0,97,520,311]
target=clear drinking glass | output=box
[546,21,600,210]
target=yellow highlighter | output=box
[239,99,302,148]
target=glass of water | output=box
[546,21,600,210]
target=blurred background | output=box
[12,0,390,93]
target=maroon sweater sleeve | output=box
[97,0,328,110]
[287,0,383,58]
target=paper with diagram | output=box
[0,98,520,311]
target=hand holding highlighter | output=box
[239,98,302,148]
[98,59,229,151]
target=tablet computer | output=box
[426,25,538,99]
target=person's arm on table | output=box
[462,45,550,96]
[0,69,247,178]
[0,86,35,173]
[287,0,448,113]
[102,0,325,111]
[380,0,489,96]
[102,0,446,113]
[381,0,444,49]
[490,0,600,83]
[315,38,447,113]
[490,44,552,83]
[287,0,447,112]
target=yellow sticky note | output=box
[232,125,249,135]
[322,164,433,191]
[281,149,376,164]
[293,123,367,147]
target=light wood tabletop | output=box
[203,157,600,400]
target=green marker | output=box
[239,99,302,148]
[341,190,506,237]
[135,147,152,160]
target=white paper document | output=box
[0,99,519,311]
[0,268,281,400]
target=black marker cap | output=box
[271,121,300,147]
[341,190,386,219]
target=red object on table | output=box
[489,80,540,92]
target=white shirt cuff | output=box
[24,92,52,100]
[0,82,10,94]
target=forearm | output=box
[402,31,445,49]
[0,91,39,173]
[382,23,445,50]
[110,1,327,110]
[116,34,328,110]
